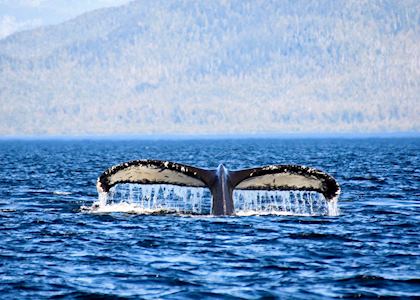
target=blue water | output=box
[0,138,419,299]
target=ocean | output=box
[0,138,419,299]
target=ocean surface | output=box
[0,138,419,299]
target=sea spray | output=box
[233,190,338,216]
[88,184,339,216]
[89,184,212,214]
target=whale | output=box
[97,160,340,215]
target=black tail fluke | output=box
[97,160,340,215]
[229,165,340,201]
[96,160,215,193]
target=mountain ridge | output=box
[0,0,419,135]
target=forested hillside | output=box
[0,0,418,135]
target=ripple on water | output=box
[0,139,419,298]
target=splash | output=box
[84,184,339,216]
[234,190,339,216]
[86,184,212,214]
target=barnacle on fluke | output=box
[97,160,340,215]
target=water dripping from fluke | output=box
[233,190,339,216]
[86,160,340,216]
[83,184,212,215]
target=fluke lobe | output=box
[97,160,340,215]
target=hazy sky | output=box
[0,0,131,39]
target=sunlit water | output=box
[0,138,419,298]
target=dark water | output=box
[0,138,419,299]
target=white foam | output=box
[53,191,72,195]
[86,202,176,214]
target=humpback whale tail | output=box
[97,160,340,215]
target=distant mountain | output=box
[0,0,419,136]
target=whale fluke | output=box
[229,165,340,201]
[97,160,340,215]
[97,160,214,192]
